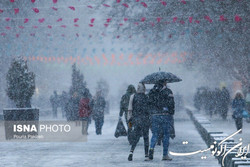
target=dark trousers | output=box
[95,117,104,135]
[130,118,149,156]
[52,107,57,118]
[235,118,243,130]
[221,106,228,120]
[81,118,89,135]
[61,107,66,118]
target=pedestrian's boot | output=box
[128,152,133,161]
[148,148,154,160]
[162,155,172,161]
[144,155,150,161]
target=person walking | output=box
[79,90,92,135]
[194,88,202,112]
[60,91,69,118]
[127,83,150,161]
[93,90,106,135]
[232,91,246,132]
[119,85,136,144]
[50,91,59,118]
[148,80,175,161]
[246,88,250,123]
[65,92,80,122]
[245,88,250,113]
[219,86,231,120]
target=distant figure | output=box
[127,83,150,161]
[50,91,59,118]
[214,88,222,115]
[93,90,106,135]
[60,91,69,118]
[232,91,246,132]
[219,87,231,120]
[66,92,80,121]
[194,89,202,111]
[79,91,92,135]
[104,100,110,114]
[202,88,210,115]
[204,89,215,118]
[245,88,250,114]
[119,85,136,144]
[246,89,250,123]
[175,92,183,112]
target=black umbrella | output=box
[140,71,182,84]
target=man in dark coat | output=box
[119,85,136,144]
[60,91,69,118]
[93,91,106,135]
[219,86,231,120]
[148,80,175,161]
[66,92,80,121]
[194,88,202,112]
[127,83,150,161]
[50,91,59,118]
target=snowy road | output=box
[0,110,219,167]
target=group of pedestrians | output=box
[194,86,250,132]
[65,90,106,135]
[120,80,175,161]
[194,86,231,119]
[50,90,69,118]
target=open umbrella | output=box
[140,71,182,84]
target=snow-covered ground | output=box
[0,110,219,167]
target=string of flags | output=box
[0,25,247,40]
[22,52,189,66]
[0,14,245,22]
[0,0,246,13]
[0,14,246,31]
[0,26,246,39]
[0,0,247,39]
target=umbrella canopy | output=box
[140,71,182,84]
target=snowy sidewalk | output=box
[0,110,219,167]
[194,108,250,146]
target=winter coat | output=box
[127,93,150,120]
[119,85,136,122]
[220,88,231,107]
[232,98,246,112]
[79,98,91,118]
[60,92,69,109]
[246,93,250,104]
[66,96,80,121]
[50,94,59,108]
[232,98,246,119]
[194,90,202,110]
[148,84,175,115]
[93,96,106,120]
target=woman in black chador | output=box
[127,83,150,161]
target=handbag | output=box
[114,119,127,138]
[242,110,249,118]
